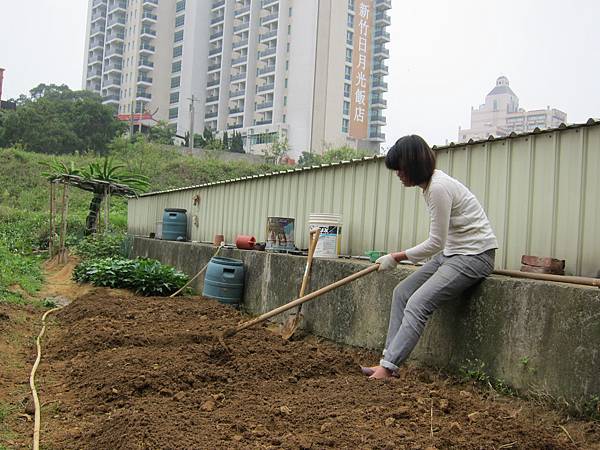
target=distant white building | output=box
[458,76,567,143]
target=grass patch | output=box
[459,359,517,397]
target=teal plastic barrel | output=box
[202,257,245,307]
[162,208,187,241]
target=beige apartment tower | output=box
[83,0,391,158]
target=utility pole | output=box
[129,99,135,140]
[188,94,196,153]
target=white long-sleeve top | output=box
[405,170,498,263]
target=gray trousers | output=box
[380,249,495,371]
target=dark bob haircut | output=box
[385,135,436,185]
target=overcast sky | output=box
[1,0,599,147]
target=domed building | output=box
[458,76,567,143]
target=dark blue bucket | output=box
[162,208,187,241]
[202,257,245,307]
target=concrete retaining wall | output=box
[132,237,600,408]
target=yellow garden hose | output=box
[30,306,62,450]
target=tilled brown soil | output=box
[38,289,599,450]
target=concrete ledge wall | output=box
[132,237,600,407]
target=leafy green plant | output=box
[74,233,126,260]
[73,257,188,296]
[459,359,516,396]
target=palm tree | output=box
[81,157,150,234]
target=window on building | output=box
[289,7,292,16]
[347,14,354,28]
[176,0,186,13]
[344,83,350,98]
[175,14,185,28]
[173,45,183,57]
[284,96,287,106]
[345,48,352,63]
[169,107,179,119]
[286,42,290,52]
[284,78,288,88]
[342,118,349,133]
[288,24,291,35]
[346,30,353,46]
[285,60,289,70]
[171,76,181,88]
[174,30,184,42]
[344,65,351,81]
[343,100,350,115]
[348,0,354,11]
[170,92,179,104]
[172,60,182,73]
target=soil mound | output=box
[41,289,598,449]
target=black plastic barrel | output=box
[202,257,245,307]
[162,208,187,241]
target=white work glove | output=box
[375,254,398,271]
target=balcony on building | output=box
[233,21,250,32]
[105,45,124,58]
[207,78,220,87]
[92,0,107,9]
[103,76,121,89]
[260,12,279,26]
[142,11,158,23]
[210,29,224,41]
[209,45,223,56]
[142,0,158,8]
[372,79,388,90]
[89,38,104,52]
[206,94,219,104]
[227,122,243,130]
[87,81,102,91]
[369,131,386,141]
[373,45,390,58]
[369,113,386,125]
[375,12,391,25]
[205,110,219,119]
[136,89,152,101]
[139,42,156,55]
[90,26,105,39]
[88,54,104,65]
[374,29,391,42]
[258,46,276,59]
[372,62,389,75]
[211,13,225,25]
[108,1,127,14]
[233,38,249,50]
[106,14,126,30]
[138,58,154,70]
[234,5,251,17]
[208,62,222,72]
[259,29,278,42]
[230,71,246,82]
[229,106,244,115]
[102,94,120,104]
[106,31,124,44]
[87,68,103,80]
[371,95,387,108]
[375,0,392,10]
[231,54,248,66]
[137,74,153,86]
[104,62,123,73]
[140,26,157,38]
[229,88,245,98]
[91,11,106,23]
[255,118,272,126]
[212,0,225,10]
[255,101,273,111]
[256,82,274,93]
[261,0,279,8]
[257,64,275,76]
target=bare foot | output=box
[360,365,381,376]
[368,366,395,380]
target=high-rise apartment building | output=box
[458,76,567,143]
[83,0,391,158]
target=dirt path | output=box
[33,289,599,450]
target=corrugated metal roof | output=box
[136,118,600,198]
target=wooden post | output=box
[48,181,55,258]
[104,185,110,232]
[58,183,69,264]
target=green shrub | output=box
[73,257,188,296]
[74,233,126,260]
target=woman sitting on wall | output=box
[362,135,498,380]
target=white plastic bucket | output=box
[308,213,343,258]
